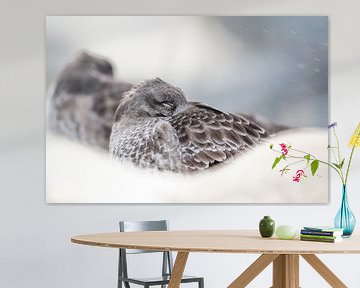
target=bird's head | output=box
[53,51,115,95]
[114,78,187,121]
[73,51,114,76]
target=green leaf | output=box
[304,154,311,164]
[272,157,282,169]
[280,166,290,177]
[310,160,319,176]
[332,160,345,169]
[332,162,341,169]
[339,159,345,169]
[270,144,274,149]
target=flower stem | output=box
[285,155,344,182]
[290,148,317,159]
[333,127,343,164]
[285,159,305,168]
[289,148,345,183]
[333,127,345,181]
[330,148,339,164]
[345,129,360,185]
[345,145,356,185]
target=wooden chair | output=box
[118,220,204,288]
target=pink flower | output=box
[279,143,289,155]
[293,170,305,182]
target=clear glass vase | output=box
[334,185,356,237]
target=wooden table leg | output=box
[288,255,299,288]
[168,252,189,288]
[228,254,279,288]
[272,254,299,288]
[301,254,347,288]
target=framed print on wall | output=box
[46,16,329,203]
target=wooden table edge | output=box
[71,237,360,254]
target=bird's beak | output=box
[173,104,188,115]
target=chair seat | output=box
[119,275,202,285]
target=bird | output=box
[109,78,270,172]
[48,51,132,149]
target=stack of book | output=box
[300,226,344,243]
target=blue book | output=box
[302,226,343,237]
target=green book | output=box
[300,236,342,243]
[300,234,340,240]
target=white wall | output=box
[1,1,360,287]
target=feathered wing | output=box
[169,103,269,171]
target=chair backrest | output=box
[119,220,169,254]
[120,220,168,232]
[118,220,174,283]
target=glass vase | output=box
[334,185,356,237]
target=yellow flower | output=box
[349,122,360,148]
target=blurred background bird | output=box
[47,51,132,149]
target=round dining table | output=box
[72,230,360,288]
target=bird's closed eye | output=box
[160,102,174,110]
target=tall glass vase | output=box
[334,185,356,237]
